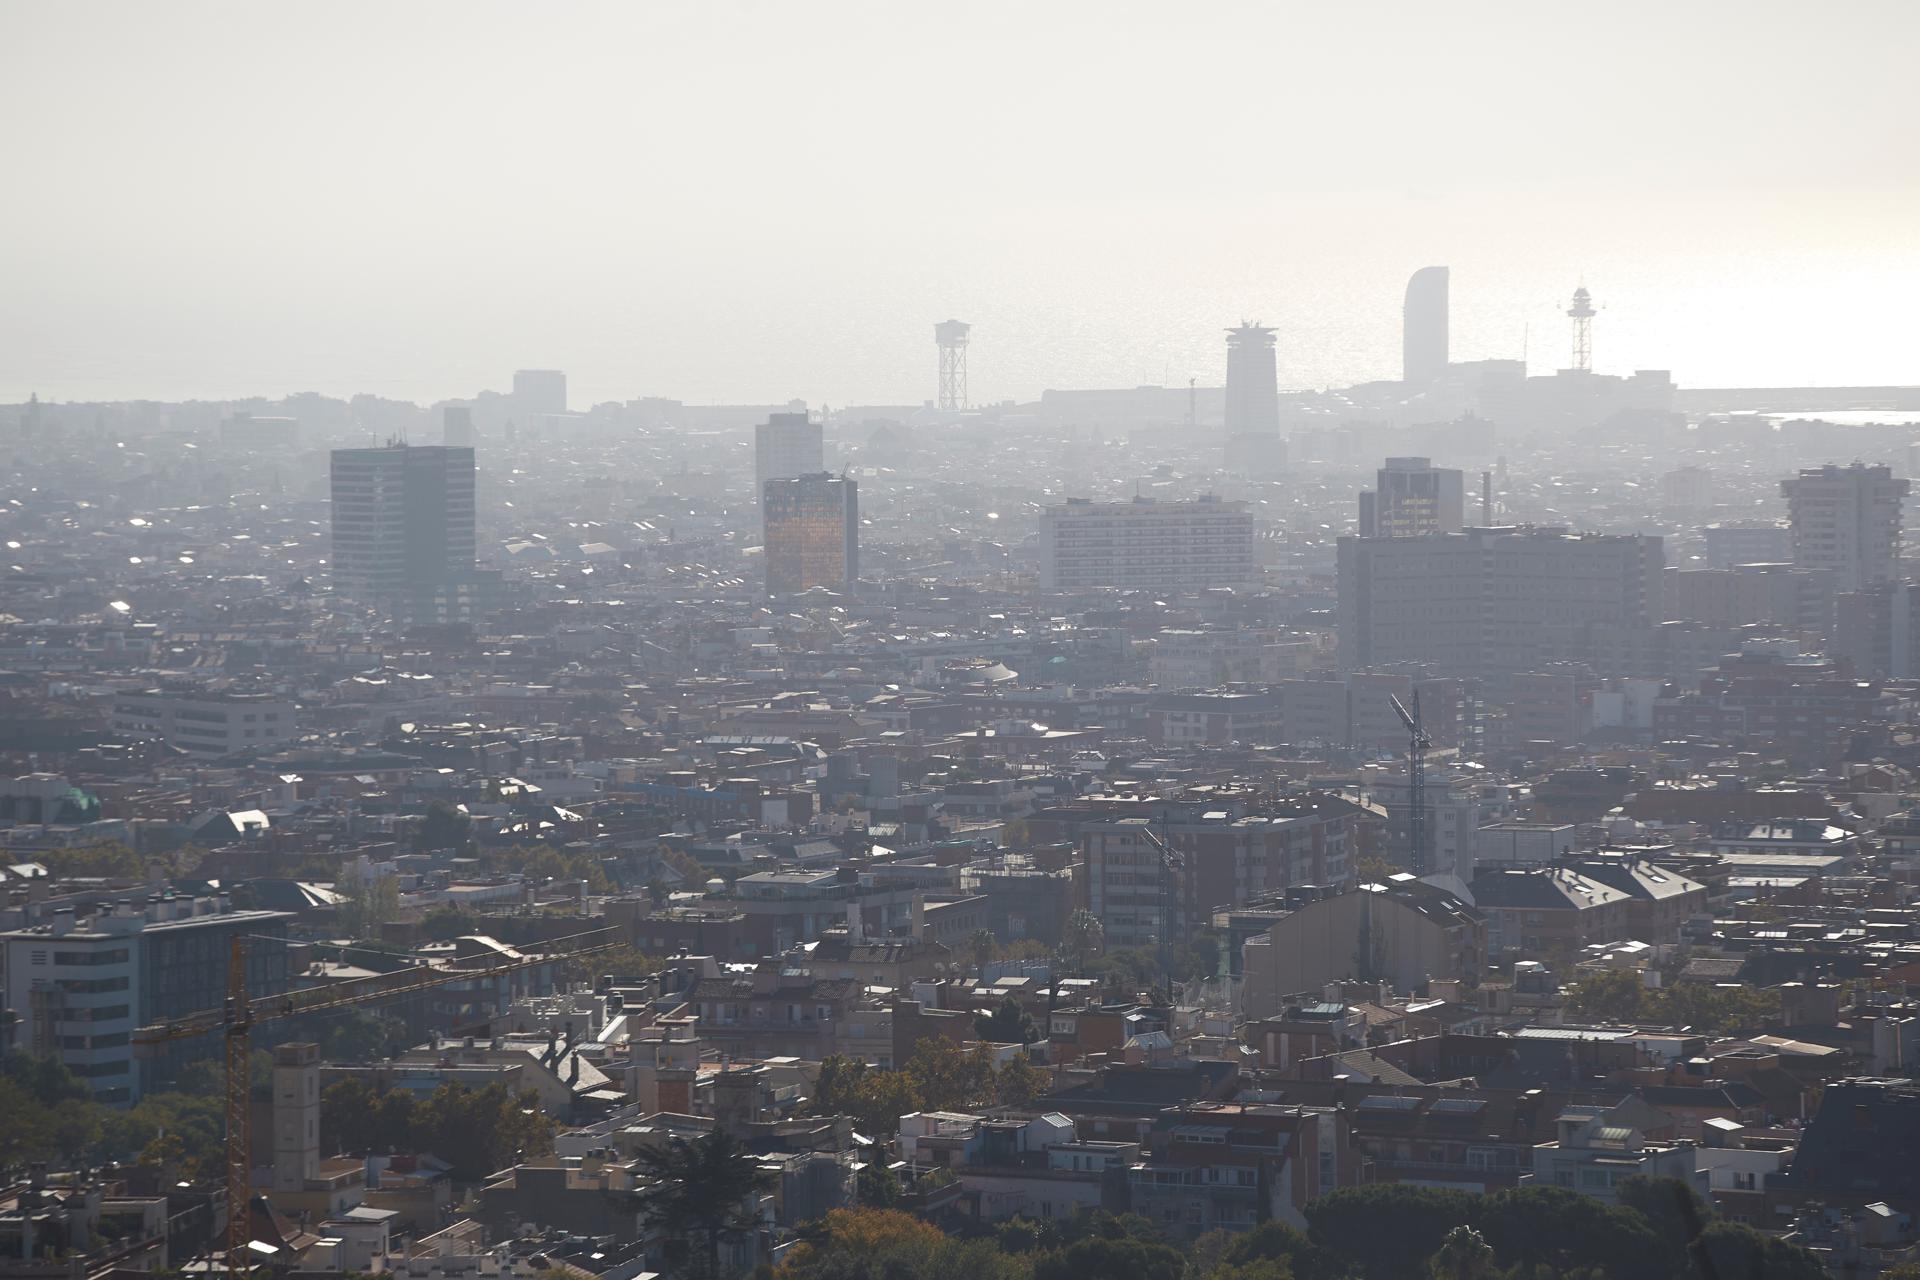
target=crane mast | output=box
[135,926,623,1276]
[1389,692,1432,876]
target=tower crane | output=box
[1389,691,1431,876]
[132,926,623,1277]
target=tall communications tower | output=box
[935,319,970,411]
[1567,286,1595,373]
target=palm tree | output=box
[633,1127,776,1280]
[1062,909,1105,976]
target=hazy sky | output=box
[5,1,1918,408]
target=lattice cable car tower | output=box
[1567,285,1596,373]
[1390,691,1432,876]
[935,319,970,411]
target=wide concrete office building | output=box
[111,688,297,758]
[1336,526,1664,687]
[1040,495,1255,591]
[1,897,290,1104]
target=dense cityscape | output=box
[8,4,1920,1279]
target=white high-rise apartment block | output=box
[1783,463,1908,593]
[1040,496,1255,591]
[753,412,824,534]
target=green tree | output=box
[994,1055,1049,1108]
[854,1161,902,1209]
[411,1081,554,1180]
[1062,909,1104,976]
[1306,1185,1482,1280]
[421,903,479,941]
[1613,1174,1712,1262]
[809,1054,869,1117]
[138,1129,188,1178]
[39,840,144,880]
[968,929,1000,973]
[320,1009,407,1063]
[1695,1222,1828,1280]
[1218,1221,1345,1280]
[0,1078,56,1171]
[1428,1226,1496,1280]
[49,1097,102,1164]
[845,1070,924,1138]
[337,872,400,936]
[373,1085,419,1150]
[777,1207,1026,1280]
[4,1052,91,1106]
[1473,1186,1664,1280]
[415,800,474,853]
[1565,969,1647,1024]
[975,996,1040,1046]
[634,1127,778,1280]
[1206,1262,1295,1280]
[1649,984,1780,1035]
[906,1039,997,1112]
[996,1217,1054,1255]
[322,1078,380,1154]
[1032,1236,1184,1280]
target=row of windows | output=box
[55,948,129,966]
[56,976,130,994]
[61,1004,130,1022]
[58,1032,131,1049]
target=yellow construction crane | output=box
[133,926,624,1277]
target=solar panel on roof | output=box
[1356,1094,1422,1112]
[1429,1097,1486,1115]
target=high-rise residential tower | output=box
[442,405,475,448]
[1358,456,1466,537]
[1783,463,1909,593]
[1403,266,1449,384]
[753,412,824,534]
[1223,323,1279,436]
[330,443,477,604]
[764,473,858,596]
[1039,495,1255,591]
[512,369,567,418]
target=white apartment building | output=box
[1,897,290,1104]
[111,688,296,758]
[1783,463,1908,593]
[1039,496,1255,592]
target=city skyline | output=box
[5,2,1919,407]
